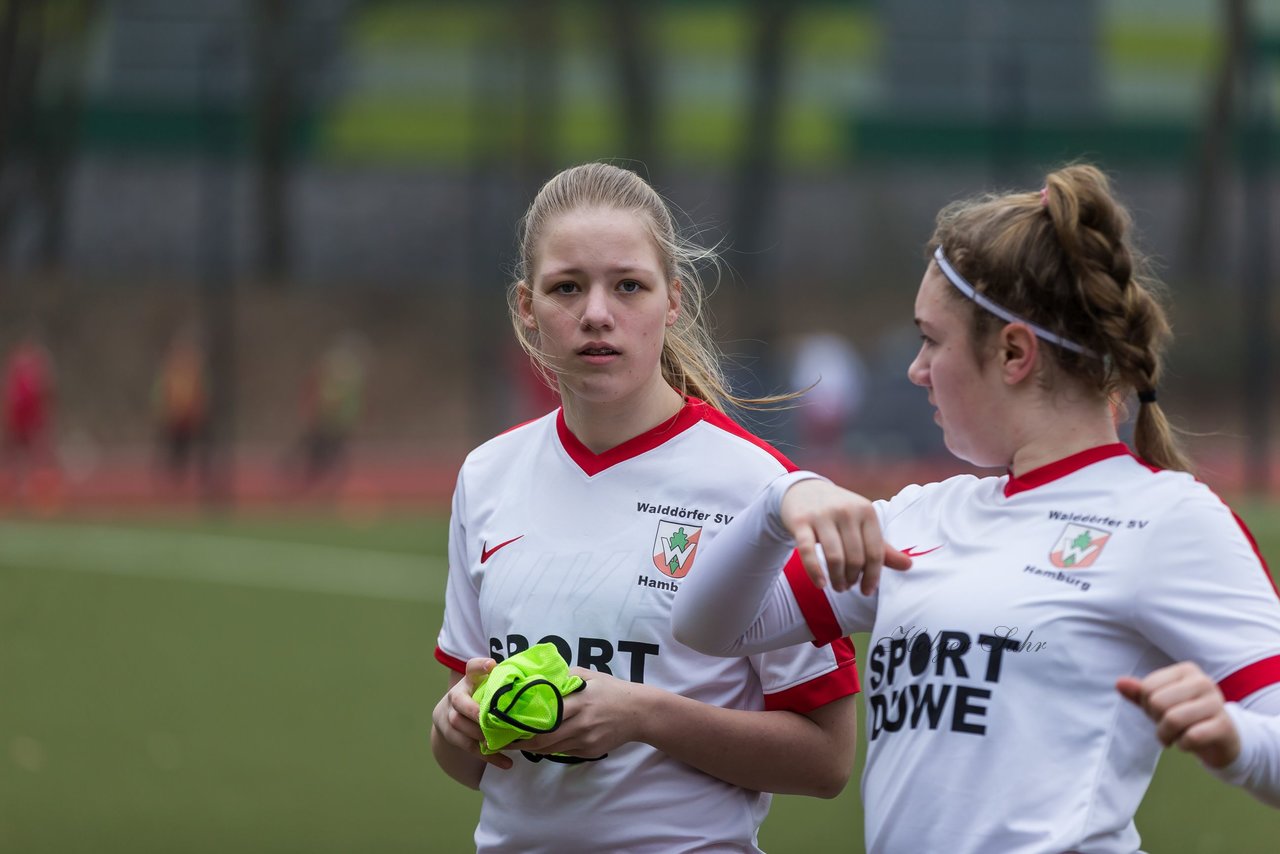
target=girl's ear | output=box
[999,322,1038,386]
[517,281,537,331]
[666,279,682,327]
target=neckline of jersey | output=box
[1003,443,1133,498]
[556,397,708,477]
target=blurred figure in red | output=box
[2,334,59,507]
[508,340,560,421]
[152,329,208,489]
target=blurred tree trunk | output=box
[607,0,656,178]
[1239,10,1272,497]
[0,0,40,270]
[200,28,238,509]
[253,0,294,285]
[474,0,559,437]
[0,0,30,190]
[1184,0,1247,278]
[34,0,98,270]
[517,0,558,198]
[729,0,793,411]
[732,0,792,293]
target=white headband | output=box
[932,246,1099,359]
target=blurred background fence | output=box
[0,0,1278,510]
[4,4,1280,852]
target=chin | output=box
[565,381,636,405]
[950,446,1007,471]
[943,435,992,469]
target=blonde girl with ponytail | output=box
[432,163,860,853]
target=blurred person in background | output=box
[152,328,208,489]
[2,332,59,507]
[430,162,859,853]
[674,164,1280,852]
[788,330,867,467]
[285,332,367,489]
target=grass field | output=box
[2,504,1278,853]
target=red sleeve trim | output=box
[434,647,467,674]
[783,552,844,645]
[1231,511,1279,600]
[1219,654,1280,703]
[764,638,861,713]
[697,402,798,473]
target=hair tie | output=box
[1039,187,1049,207]
[1137,389,1157,404]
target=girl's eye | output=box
[553,282,578,295]
[618,280,642,293]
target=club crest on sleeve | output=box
[1049,523,1111,569]
[652,520,702,578]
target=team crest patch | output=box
[652,519,702,578]
[1049,524,1111,569]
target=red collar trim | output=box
[1003,443,1132,497]
[556,398,707,477]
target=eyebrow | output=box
[539,265,652,280]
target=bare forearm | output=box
[636,689,856,797]
[431,670,488,790]
[431,721,486,789]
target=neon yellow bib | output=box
[473,643,585,755]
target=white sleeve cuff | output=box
[763,470,831,541]
[1210,702,1280,808]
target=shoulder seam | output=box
[693,408,797,473]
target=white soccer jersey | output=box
[436,399,859,854]
[806,444,1280,854]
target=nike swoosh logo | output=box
[901,545,943,558]
[480,535,524,564]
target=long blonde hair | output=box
[930,163,1191,472]
[510,162,787,413]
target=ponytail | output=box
[931,163,1191,471]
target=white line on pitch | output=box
[0,520,447,603]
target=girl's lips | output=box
[578,343,620,364]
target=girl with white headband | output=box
[673,163,1280,853]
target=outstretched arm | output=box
[1118,662,1280,807]
[674,472,909,656]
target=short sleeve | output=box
[1132,492,1280,702]
[434,470,488,673]
[750,631,861,714]
[875,482,935,530]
